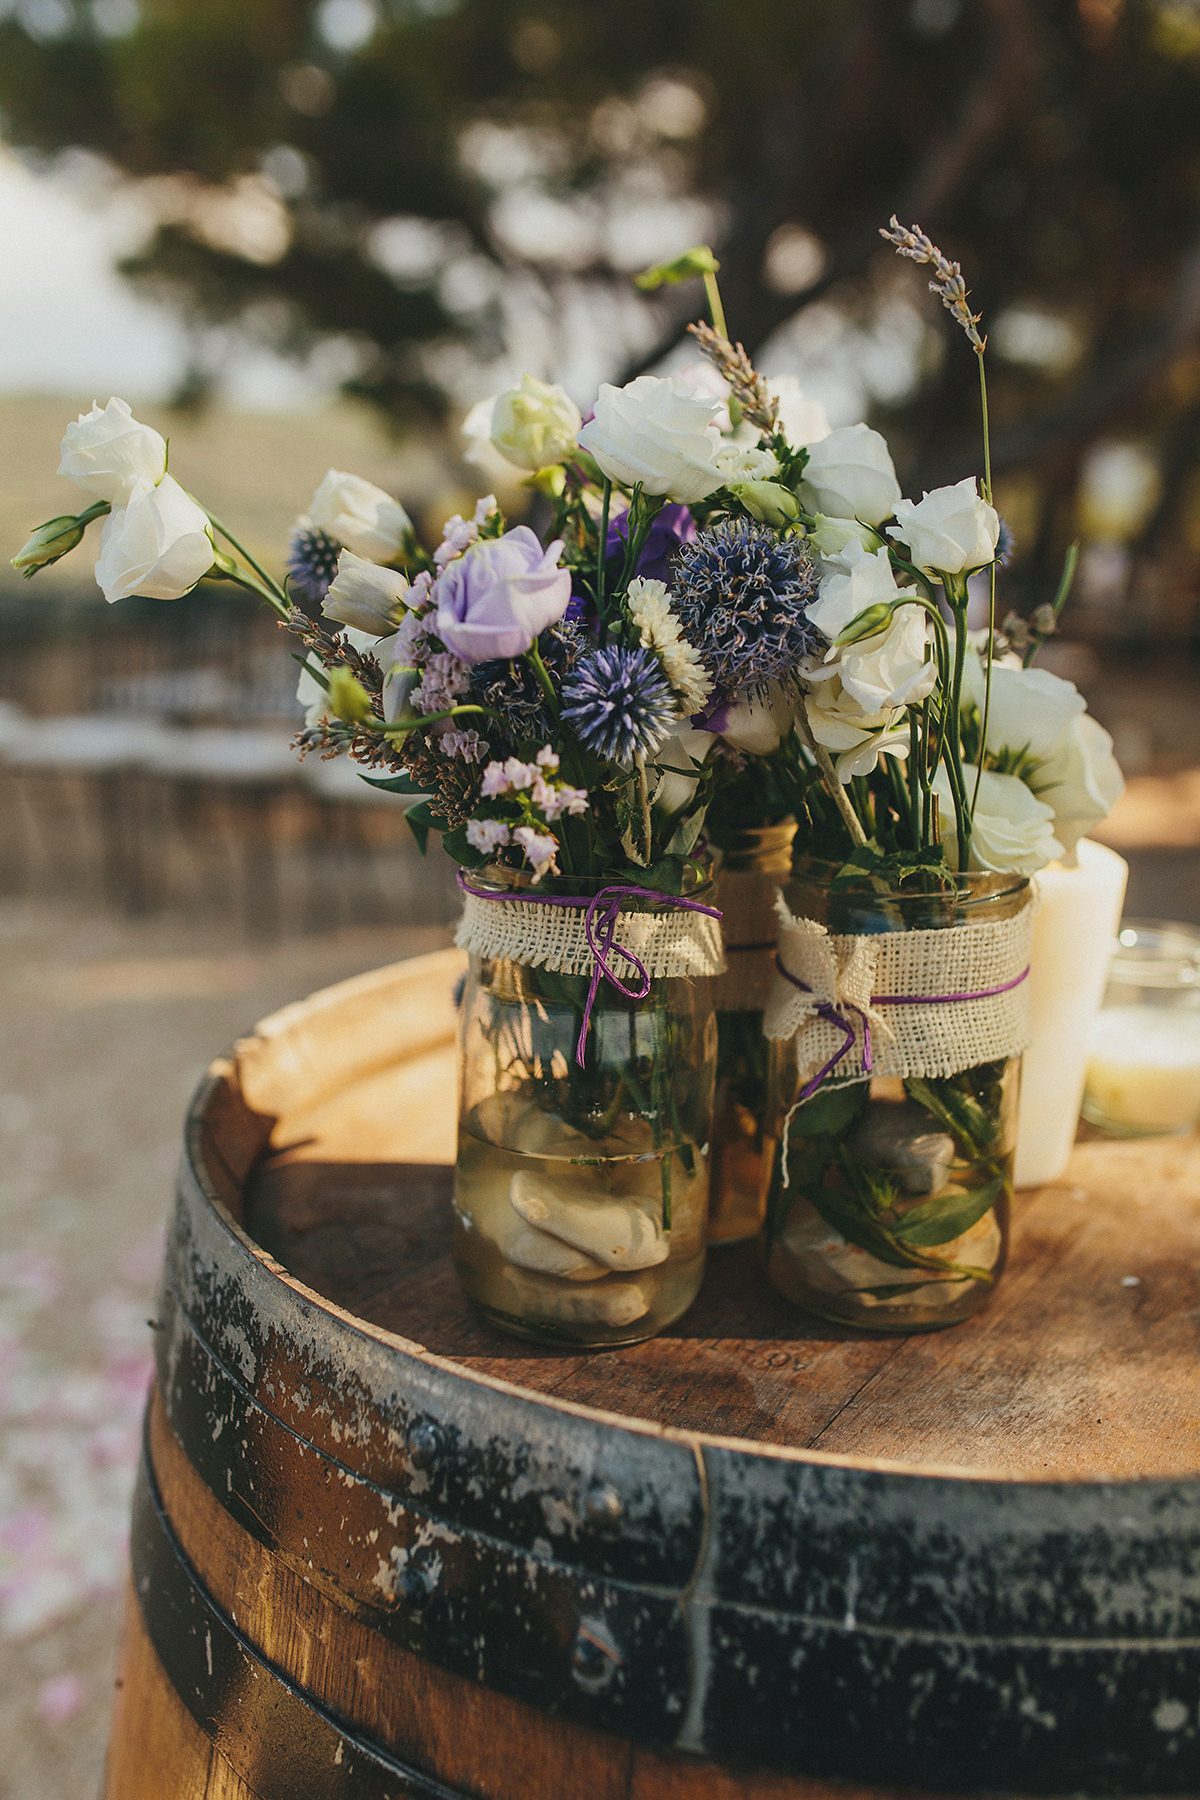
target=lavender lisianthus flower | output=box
[562,645,676,765]
[606,501,697,585]
[435,526,571,664]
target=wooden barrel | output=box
[104,948,1200,1800]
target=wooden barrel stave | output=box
[108,949,1200,1797]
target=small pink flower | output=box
[480,761,511,797]
[513,825,560,876]
[503,757,536,790]
[433,512,480,568]
[465,819,512,853]
[535,745,560,770]
[549,783,589,819]
[441,729,488,762]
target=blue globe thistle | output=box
[995,516,1016,569]
[287,518,341,604]
[670,518,822,692]
[562,645,676,765]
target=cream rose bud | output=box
[800,423,901,526]
[577,375,724,504]
[462,397,527,486]
[809,514,880,563]
[58,397,168,505]
[889,477,999,578]
[93,476,214,603]
[309,469,414,564]
[489,374,582,471]
[322,551,408,635]
[933,765,1062,874]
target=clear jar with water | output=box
[452,878,717,1346]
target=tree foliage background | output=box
[4,0,1200,637]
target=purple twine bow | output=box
[775,954,1030,1102]
[456,871,721,1065]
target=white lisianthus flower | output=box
[58,397,167,504]
[489,374,582,471]
[322,550,409,635]
[834,607,936,713]
[93,476,214,603]
[808,514,882,564]
[1039,714,1125,855]
[769,374,831,448]
[462,396,528,486]
[625,576,713,715]
[889,477,999,578]
[309,469,414,564]
[800,423,901,526]
[712,681,797,754]
[577,376,724,503]
[807,542,916,642]
[804,675,909,781]
[714,443,781,483]
[933,764,1063,874]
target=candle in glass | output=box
[1082,920,1200,1136]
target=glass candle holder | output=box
[1082,920,1200,1137]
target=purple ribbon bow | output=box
[457,871,722,1065]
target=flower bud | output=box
[834,601,896,646]
[489,375,581,472]
[634,245,720,290]
[322,550,407,635]
[327,667,374,725]
[729,480,800,526]
[11,513,88,576]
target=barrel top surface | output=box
[199,950,1200,1485]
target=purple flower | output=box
[434,526,572,664]
[606,501,696,586]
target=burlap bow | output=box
[762,897,895,1093]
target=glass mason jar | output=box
[764,860,1032,1334]
[1083,919,1200,1136]
[708,820,798,1245]
[453,869,717,1346]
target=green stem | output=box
[944,578,972,870]
[381,703,497,735]
[195,500,291,620]
[1023,542,1080,669]
[972,346,995,815]
[596,478,612,641]
[703,270,728,340]
[214,559,291,619]
[976,348,993,507]
[794,688,868,847]
[525,642,559,716]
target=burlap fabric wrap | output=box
[456,887,726,982]
[763,893,1034,1085]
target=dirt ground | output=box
[0,895,452,1800]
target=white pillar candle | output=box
[1014,839,1129,1187]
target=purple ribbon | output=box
[775,954,1030,1102]
[457,870,722,1066]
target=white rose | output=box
[462,397,528,486]
[769,374,830,448]
[1039,714,1124,856]
[933,764,1062,874]
[577,376,724,503]
[674,361,733,432]
[889,477,999,578]
[804,676,909,780]
[962,656,1083,760]
[716,682,797,754]
[322,550,408,635]
[800,423,901,526]
[807,542,915,642]
[808,514,881,564]
[93,476,214,603]
[58,397,167,504]
[836,607,935,713]
[309,469,414,564]
[489,374,582,471]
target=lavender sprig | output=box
[879,216,985,353]
[686,320,778,433]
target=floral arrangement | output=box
[13,225,1122,900]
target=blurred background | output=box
[2,0,1200,1791]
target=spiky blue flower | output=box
[287,518,341,603]
[562,645,676,765]
[670,518,822,692]
[995,516,1016,569]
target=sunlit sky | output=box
[0,147,331,409]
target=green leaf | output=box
[403,799,435,855]
[788,1081,868,1138]
[357,770,429,796]
[440,821,488,867]
[801,1179,923,1270]
[890,1176,1004,1246]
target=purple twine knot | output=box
[456,870,721,1065]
